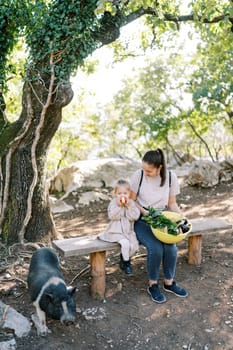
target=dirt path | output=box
[1,182,233,350]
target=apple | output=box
[120,197,126,204]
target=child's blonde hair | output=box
[114,179,130,194]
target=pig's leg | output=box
[32,303,50,336]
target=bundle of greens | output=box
[142,207,179,236]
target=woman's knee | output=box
[147,243,163,260]
[164,243,178,257]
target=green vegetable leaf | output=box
[142,207,179,236]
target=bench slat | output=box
[190,218,232,234]
[53,218,232,257]
[52,217,232,299]
[53,235,119,257]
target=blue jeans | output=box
[134,219,177,281]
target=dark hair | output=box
[142,148,167,186]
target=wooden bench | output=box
[53,218,232,299]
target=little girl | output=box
[98,179,140,275]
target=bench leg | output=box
[90,251,106,300]
[188,235,202,265]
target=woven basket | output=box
[151,211,192,244]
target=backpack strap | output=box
[137,169,143,196]
[169,170,171,187]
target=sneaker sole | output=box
[163,287,188,298]
[147,287,166,304]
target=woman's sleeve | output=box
[169,171,180,196]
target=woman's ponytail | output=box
[157,148,166,186]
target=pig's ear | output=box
[45,292,53,301]
[67,286,77,296]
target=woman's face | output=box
[142,162,162,177]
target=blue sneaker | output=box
[147,284,166,303]
[163,281,188,297]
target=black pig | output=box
[27,247,76,335]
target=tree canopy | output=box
[60,19,232,163]
[1,1,232,91]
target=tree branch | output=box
[95,5,232,48]
[166,137,184,166]
[187,119,215,162]
[122,7,232,27]
[226,111,233,130]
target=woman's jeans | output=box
[134,218,177,281]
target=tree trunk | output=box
[1,146,55,244]
[0,72,73,244]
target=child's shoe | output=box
[119,255,133,276]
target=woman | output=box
[130,148,188,303]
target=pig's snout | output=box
[60,300,75,325]
[62,319,75,326]
[60,313,75,325]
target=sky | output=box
[70,17,198,109]
[71,22,147,105]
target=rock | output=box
[47,157,232,214]
[105,283,123,298]
[49,164,80,193]
[78,191,110,206]
[50,197,74,213]
[0,338,17,350]
[167,152,196,167]
[220,158,233,169]
[185,160,221,187]
[80,306,107,320]
[48,157,140,194]
[0,301,31,338]
[219,158,233,183]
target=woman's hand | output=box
[141,208,149,216]
[168,195,181,214]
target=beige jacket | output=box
[98,198,140,245]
